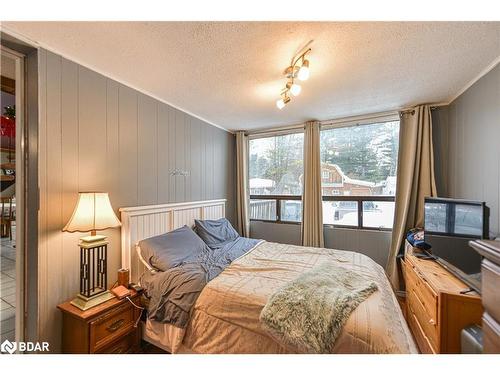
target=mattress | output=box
[144,241,417,354]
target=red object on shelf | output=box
[0,116,15,138]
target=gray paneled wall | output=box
[446,63,500,238]
[431,107,450,197]
[38,49,235,351]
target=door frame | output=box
[1,31,40,348]
[1,45,25,344]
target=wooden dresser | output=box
[469,240,500,353]
[57,290,143,354]
[403,243,483,353]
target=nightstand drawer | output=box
[90,302,136,352]
[96,329,140,354]
[58,289,142,353]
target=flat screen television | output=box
[423,197,489,293]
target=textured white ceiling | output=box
[4,22,500,131]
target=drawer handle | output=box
[415,269,427,282]
[429,319,436,326]
[111,346,125,354]
[106,319,125,332]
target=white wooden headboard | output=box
[119,199,226,283]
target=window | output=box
[249,133,303,222]
[248,119,400,229]
[320,120,400,229]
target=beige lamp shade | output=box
[63,192,121,233]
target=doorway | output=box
[0,46,24,345]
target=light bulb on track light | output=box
[276,94,290,109]
[290,83,301,96]
[297,59,310,81]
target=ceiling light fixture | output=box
[275,47,311,109]
[276,91,291,110]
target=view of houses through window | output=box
[320,121,400,228]
[249,120,400,228]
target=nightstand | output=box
[57,289,143,354]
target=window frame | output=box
[248,115,399,230]
[249,194,302,224]
[321,195,394,231]
[249,194,394,230]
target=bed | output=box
[120,199,417,354]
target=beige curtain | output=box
[386,105,437,289]
[236,131,250,237]
[301,121,324,247]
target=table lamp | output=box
[63,192,121,310]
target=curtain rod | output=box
[247,124,303,137]
[245,103,447,137]
[399,103,446,116]
[247,110,398,137]
[319,110,399,128]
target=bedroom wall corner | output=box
[37,48,236,352]
[431,106,450,197]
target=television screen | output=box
[424,199,485,238]
[423,197,488,293]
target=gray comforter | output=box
[140,237,261,328]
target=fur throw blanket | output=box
[260,262,378,353]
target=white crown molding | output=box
[446,55,500,105]
[0,25,233,134]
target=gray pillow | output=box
[138,225,209,271]
[194,218,239,247]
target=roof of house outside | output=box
[321,162,376,187]
[249,178,275,189]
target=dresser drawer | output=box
[482,259,500,323]
[96,329,140,354]
[90,302,136,352]
[408,289,438,350]
[406,262,438,323]
[482,313,500,354]
[404,246,482,354]
[407,310,436,354]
